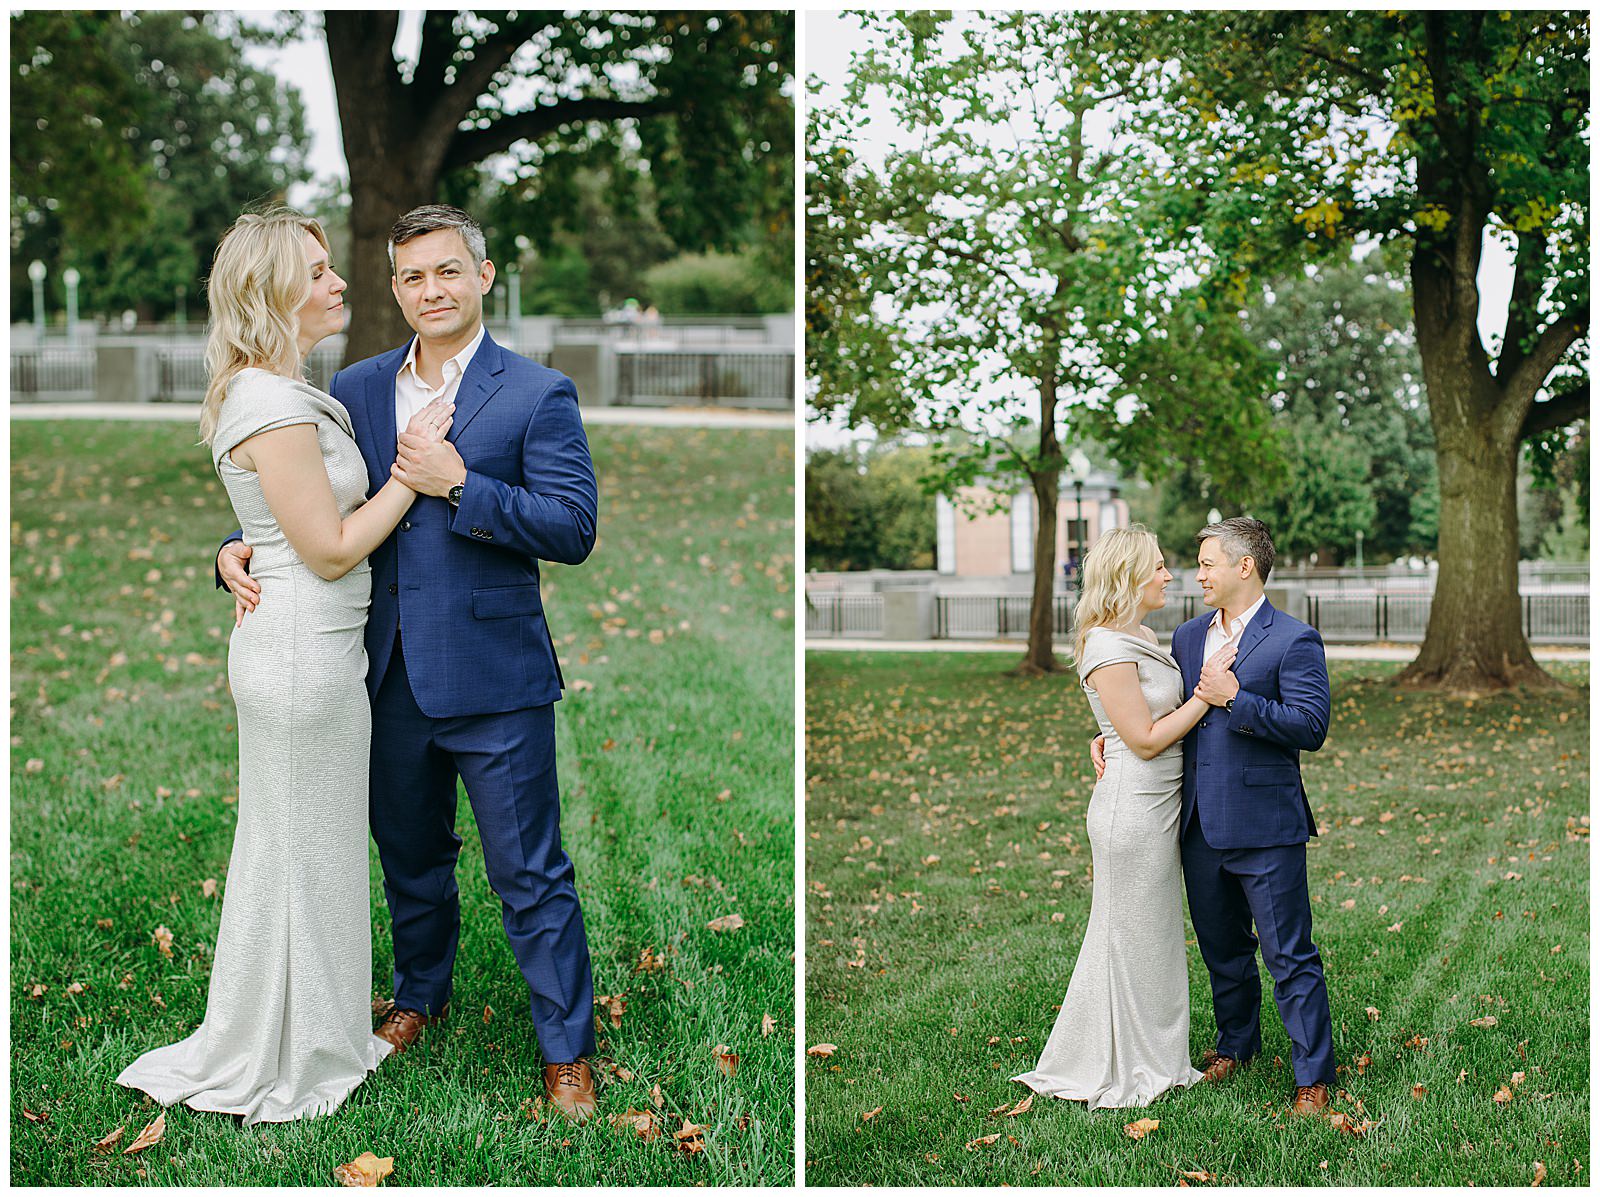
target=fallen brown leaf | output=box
[673,1119,709,1155]
[93,1125,126,1154]
[862,1105,882,1121]
[1005,1094,1034,1117]
[22,1107,48,1123]
[1411,1084,1427,1099]
[594,993,626,1029]
[1124,1117,1160,1140]
[332,1151,394,1186]
[200,878,217,899]
[965,1133,1002,1150]
[706,913,744,933]
[807,1043,837,1058]
[1179,1169,1217,1184]
[123,1112,166,1155]
[1469,1015,1498,1028]
[1327,1111,1374,1136]
[712,1044,739,1078]
[1493,1085,1514,1105]
[761,1012,776,1038]
[1533,1160,1548,1186]
[610,1108,660,1142]
[152,925,174,958]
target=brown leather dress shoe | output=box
[1199,1048,1251,1083]
[544,1059,597,1124]
[374,1002,449,1054]
[1289,1082,1331,1117]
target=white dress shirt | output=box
[1203,592,1267,664]
[394,323,486,434]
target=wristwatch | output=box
[1224,697,1235,713]
[447,482,464,507]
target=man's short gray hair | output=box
[387,204,487,273]
[1196,516,1276,581]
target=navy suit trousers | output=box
[1181,814,1335,1088]
[369,633,596,1062]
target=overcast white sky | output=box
[802,10,1519,454]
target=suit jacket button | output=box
[401,520,412,532]
[387,583,398,595]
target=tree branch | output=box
[410,10,459,93]
[1505,306,1588,403]
[1495,228,1548,381]
[1519,381,1588,442]
[440,94,684,174]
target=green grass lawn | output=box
[10,419,796,1186]
[804,651,1588,1187]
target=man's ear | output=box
[480,259,496,294]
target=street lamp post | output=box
[1068,449,1092,597]
[63,268,80,343]
[1355,529,1364,572]
[28,260,47,340]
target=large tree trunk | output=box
[1396,415,1551,691]
[326,13,453,365]
[341,160,427,364]
[1394,248,1560,693]
[1014,352,1065,676]
[1015,467,1063,675]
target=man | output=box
[218,204,600,1121]
[1092,517,1336,1116]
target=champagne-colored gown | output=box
[1014,626,1204,1109]
[117,369,391,1123]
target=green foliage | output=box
[1240,248,1440,562]
[643,250,793,316]
[11,419,796,1185]
[1254,426,1378,563]
[426,11,794,280]
[805,650,1590,1185]
[1146,11,1588,459]
[11,10,311,321]
[805,444,937,571]
[806,11,1289,652]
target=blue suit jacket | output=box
[1173,598,1330,849]
[331,331,597,718]
[220,330,598,719]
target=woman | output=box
[117,209,453,1124]
[1014,526,1228,1110]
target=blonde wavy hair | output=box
[1070,525,1165,665]
[199,208,329,445]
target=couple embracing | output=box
[116,204,600,1124]
[1015,518,1337,1117]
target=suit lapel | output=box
[447,329,505,445]
[1231,598,1275,673]
[1178,619,1202,695]
[366,340,408,479]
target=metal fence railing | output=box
[154,345,346,398]
[1307,591,1589,645]
[11,348,96,397]
[805,593,886,637]
[615,349,794,407]
[929,590,1587,646]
